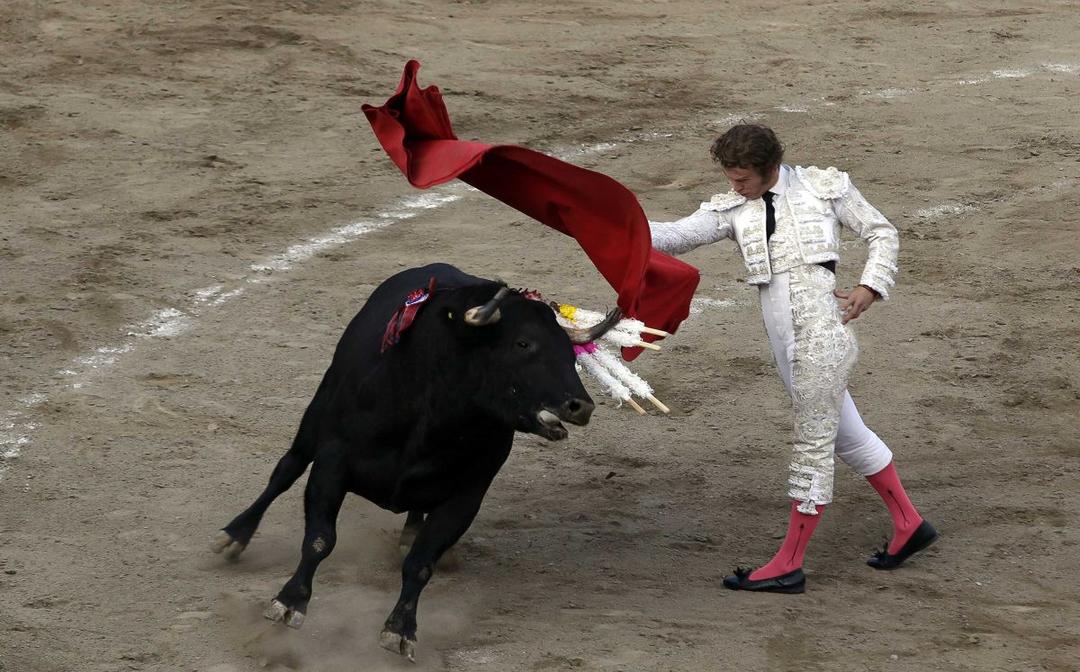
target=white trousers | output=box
[759,266,894,513]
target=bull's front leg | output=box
[380,483,488,661]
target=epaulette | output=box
[700,190,746,212]
[794,165,851,199]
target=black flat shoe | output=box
[723,567,805,594]
[867,520,938,570]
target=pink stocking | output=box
[867,461,924,554]
[749,501,824,580]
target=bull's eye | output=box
[516,339,531,350]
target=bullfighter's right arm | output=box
[648,205,732,256]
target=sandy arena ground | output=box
[2,1,1079,670]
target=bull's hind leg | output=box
[212,417,318,560]
[380,484,488,661]
[398,511,425,555]
[265,456,347,628]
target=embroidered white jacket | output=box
[648,165,899,299]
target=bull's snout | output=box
[534,397,594,441]
[560,397,594,426]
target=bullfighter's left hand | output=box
[833,285,878,324]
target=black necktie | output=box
[762,191,777,240]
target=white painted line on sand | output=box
[212,288,245,306]
[992,68,1034,79]
[711,112,763,127]
[905,178,1076,230]
[759,62,1080,118]
[0,414,30,460]
[0,412,35,480]
[18,393,47,408]
[1042,62,1080,74]
[863,87,919,100]
[912,203,977,221]
[130,308,191,339]
[554,142,619,160]
[690,297,740,315]
[250,218,388,274]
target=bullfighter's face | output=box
[723,164,780,200]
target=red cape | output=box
[362,60,699,360]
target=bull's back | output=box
[329,263,487,378]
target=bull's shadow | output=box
[212,263,619,661]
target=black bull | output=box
[212,263,619,660]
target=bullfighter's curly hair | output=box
[710,124,784,177]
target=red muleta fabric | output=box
[362,60,700,360]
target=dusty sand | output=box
[2,1,1079,670]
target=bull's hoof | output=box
[379,629,417,662]
[265,599,305,629]
[210,530,247,561]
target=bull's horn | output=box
[464,287,512,326]
[565,307,622,344]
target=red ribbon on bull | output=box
[381,277,437,353]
